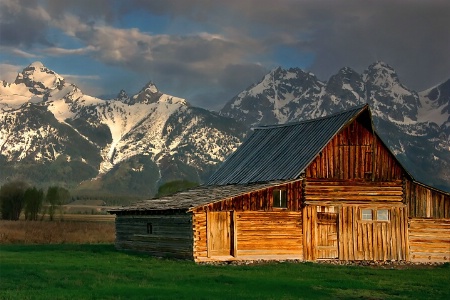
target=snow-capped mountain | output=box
[221,61,450,191]
[1,61,449,194]
[0,62,245,196]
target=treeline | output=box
[0,181,70,221]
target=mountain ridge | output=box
[0,62,245,197]
[1,61,449,195]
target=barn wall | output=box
[236,211,302,259]
[193,211,208,261]
[198,180,303,212]
[115,214,193,259]
[305,118,404,181]
[409,218,450,262]
[303,204,408,261]
[338,204,408,261]
[304,179,404,203]
[405,180,450,219]
[193,211,303,262]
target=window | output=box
[361,209,373,220]
[147,223,153,234]
[377,209,389,221]
[273,189,287,208]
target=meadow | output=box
[0,219,115,244]
[0,221,449,300]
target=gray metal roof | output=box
[206,104,370,185]
[108,181,289,213]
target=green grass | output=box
[0,244,449,300]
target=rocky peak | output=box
[14,61,65,95]
[116,89,130,103]
[364,61,400,89]
[130,81,162,105]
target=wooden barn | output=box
[109,104,450,263]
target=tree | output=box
[0,181,28,220]
[46,186,70,221]
[156,180,198,197]
[24,187,44,221]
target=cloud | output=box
[1,0,449,108]
[43,46,96,56]
[125,0,450,91]
[60,74,101,81]
[46,14,267,104]
[0,46,40,58]
[0,0,52,47]
[0,63,22,82]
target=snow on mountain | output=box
[418,79,450,127]
[0,62,245,196]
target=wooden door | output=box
[316,209,338,259]
[207,212,232,257]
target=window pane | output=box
[280,190,287,208]
[273,189,287,208]
[377,209,389,221]
[361,209,372,220]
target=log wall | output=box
[305,118,404,181]
[409,218,450,262]
[115,214,193,259]
[193,211,302,262]
[304,179,404,203]
[235,211,302,259]
[405,180,450,219]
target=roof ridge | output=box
[252,103,368,130]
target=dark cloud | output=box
[44,0,118,23]
[303,1,450,90]
[125,0,450,91]
[0,0,52,47]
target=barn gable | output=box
[207,104,410,186]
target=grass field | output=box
[0,244,449,300]
[0,220,115,244]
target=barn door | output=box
[207,212,233,257]
[316,207,338,259]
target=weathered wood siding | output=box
[303,204,408,261]
[405,180,450,219]
[196,180,303,212]
[304,179,404,203]
[305,118,403,181]
[193,211,208,261]
[338,205,408,261]
[235,211,302,259]
[115,214,193,259]
[193,211,302,262]
[409,218,450,262]
[193,180,304,262]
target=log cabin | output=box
[109,104,450,263]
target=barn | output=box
[109,104,450,263]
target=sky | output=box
[1,0,449,110]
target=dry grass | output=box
[0,220,115,244]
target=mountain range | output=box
[0,61,449,197]
[221,62,450,191]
